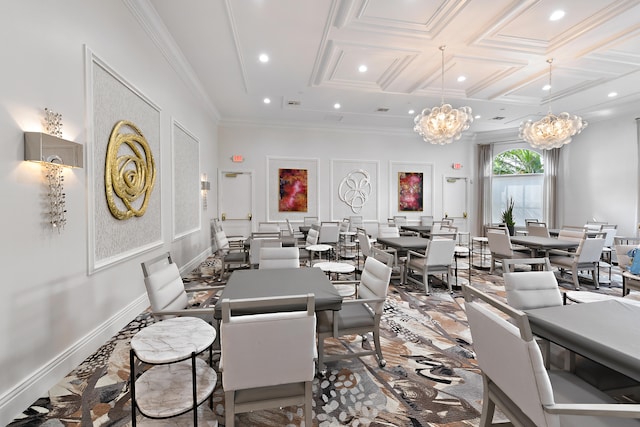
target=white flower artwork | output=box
[339,169,372,213]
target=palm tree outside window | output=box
[492,149,544,226]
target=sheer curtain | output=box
[543,148,560,228]
[476,144,493,235]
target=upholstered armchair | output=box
[486,227,529,273]
[258,246,300,269]
[549,237,605,290]
[316,257,392,373]
[220,294,316,427]
[141,252,224,323]
[404,238,456,294]
[463,284,640,427]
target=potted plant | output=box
[501,197,515,235]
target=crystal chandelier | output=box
[414,46,473,145]
[519,59,587,149]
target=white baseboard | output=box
[0,294,149,425]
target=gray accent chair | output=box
[404,237,456,294]
[463,283,640,427]
[526,221,550,237]
[220,294,316,427]
[141,252,223,322]
[258,246,300,269]
[549,237,605,290]
[214,229,248,279]
[316,256,392,373]
[486,226,529,274]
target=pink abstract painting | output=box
[279,168,308,212]
[398,172,423,211]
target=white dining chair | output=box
[463,284,640,427]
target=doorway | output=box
[218,170,253,238]
[443,176,468,232]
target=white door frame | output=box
[218,169,254,237]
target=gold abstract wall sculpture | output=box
[105,120,156,220]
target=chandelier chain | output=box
[440,45,445,106]
[547,58,553,114]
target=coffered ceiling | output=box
[144,0,640,134]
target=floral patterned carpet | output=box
[9,254,638,426]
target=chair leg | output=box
[479,376,496,427]
[571,265,580,290]
[591,266,600,289]
[372,326,386,367]
[304,381,313,427]
[423,271,431,295]
[225,390,235,427]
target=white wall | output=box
[217,124,476,235]
[218,114,640,239]
[558,113,639,236]
[0,1,218,422]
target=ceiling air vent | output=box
[490,116,506,121]
[376,107,390,112]
[324,114,343,122]
[287,100,301,107]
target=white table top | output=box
[526,300,640,382]
[306,244,333,251]
[131,316,216,364]
[135,358,217,418]
[313,261,356,274]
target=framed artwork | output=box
[398,172,423,211]
[278,168,308,212]
[267,157,319,221]
[389,161,434,218]
[87,48,162,273]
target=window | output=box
[492,149,543,226]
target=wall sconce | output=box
[201,174,211,210]
[24,108,83,231]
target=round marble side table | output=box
[130,316,218,426]
[314,261,357,296]
[306,243,333,264]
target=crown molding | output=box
[123,0,221,121]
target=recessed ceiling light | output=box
[550,10,565,21]
[608,92,618,98]
[263,98,271,104]
[474,115,481,119]
[358,65,367,73]
[543,84,551,91]
[259,53,269,63]
[334,103,341,109]
[408,109,415,115]
[457,76,466,82]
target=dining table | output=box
[399,225,432,237]
[525,299,640,382]
[375,236,431,253]
[548,228,601,238]
[213,267,342,320]
[509,235,579,257]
